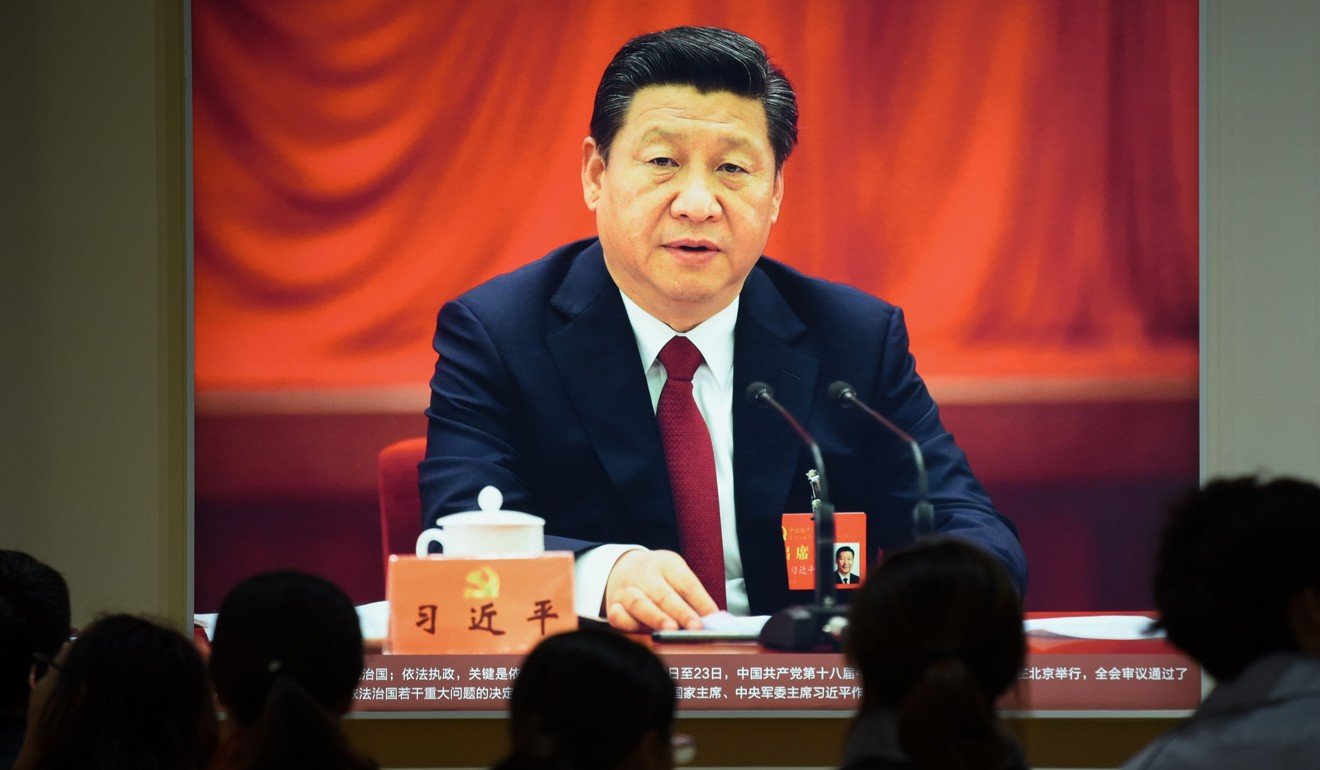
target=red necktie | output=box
[656,336,726,609]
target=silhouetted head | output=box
[502,629,676,770]
[1153,476,1320,680]
[19,614,217,770]
[0,550,69,714]
[846,538,1024,770]
[209,571,363,724]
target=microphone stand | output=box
[829,381,935,536]
[746,382,849,651]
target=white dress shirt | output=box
[572,291,749,617]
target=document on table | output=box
[1023,614,1164,640]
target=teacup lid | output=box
[477,485,503,512]
[437,486,543,527]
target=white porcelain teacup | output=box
[415,486,544,557]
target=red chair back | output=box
[377,437,427,581]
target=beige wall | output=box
[1200,0,1320,480]
[0,0,188,629]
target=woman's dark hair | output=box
[208,571,374,770]
[590,26,798,169]
[1152,476,1320,681]
[20,613,217,770]
[0,550,70,712]
[845,539,1025,770]
[496,629,675,770]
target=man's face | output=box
[836,550,854,576]
[582,85,784,331]
[23,644,67,739]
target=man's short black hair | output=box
[1153,476,1320,681]
[0,551,71,710]
[836,546,856,558]
[590,26,798,170]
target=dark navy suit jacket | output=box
[420,238,1026,614]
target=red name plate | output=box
[386,553,575,655]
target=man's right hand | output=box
[603,549,720,632]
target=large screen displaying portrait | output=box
[192,0,1197,631]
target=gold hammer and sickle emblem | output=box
[463,565,500,599]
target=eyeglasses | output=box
[31,651,65,681]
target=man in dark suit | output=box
[421,27,1025,632]
[834,546,859,585]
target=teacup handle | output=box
[416,527,449,557]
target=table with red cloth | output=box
[345,612,1199,714]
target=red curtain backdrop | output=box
[193,0,1197,390]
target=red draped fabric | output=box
[193,0,1196,390]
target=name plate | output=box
[387,552,575,654]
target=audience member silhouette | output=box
[1122,476,1320,769]
[0,552,70,770]
[492,629,679,770]
[13,614,216,770]
[842,538,1026,770]
[208,571,376,770]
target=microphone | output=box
[745,381,847,651]
[828,381,935,537]
[746,382,831,505]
